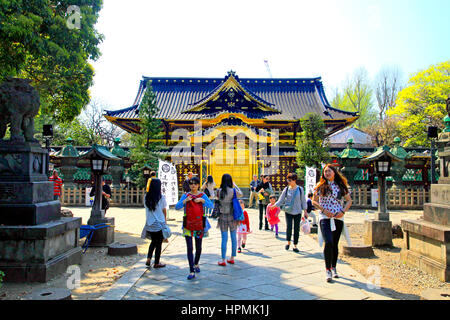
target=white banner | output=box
[158,160,179,207]
[85,187,94,207]
[371,189,379,208]
[305,166,317,195]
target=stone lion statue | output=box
[0,78,40,143]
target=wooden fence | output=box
[61,187,147,207]
[61,186,429,210]
[350,186,429,210]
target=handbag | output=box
[232,189,244,221]
[284,186,300,214]
[301,218,311,235]
[162,223,172,239]
[211,200,221,219]
[204,187,211,198]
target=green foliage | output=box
[295,113,330,177]
[387,61,450,147]
[0,270,4,287]
[0,0,104,123]
[331,68,377,129]
[128,82,165,187]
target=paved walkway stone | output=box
[67,206,406,300]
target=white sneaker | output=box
[331,267,339,278]
[326,270,333,282]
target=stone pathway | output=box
[66,205,417,300]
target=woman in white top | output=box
[141,178,167,269]
[312,164,352,283]
[201,175,216,216]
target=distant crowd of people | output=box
[141,164,353,283]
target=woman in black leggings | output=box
[141,179,167,268]
[312,164,352,283]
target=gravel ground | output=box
[309,223,450,300]
[0,231,149,300]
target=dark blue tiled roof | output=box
[105,73,358,122]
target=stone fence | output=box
[61,185,429,210]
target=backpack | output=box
[183,193,205,232]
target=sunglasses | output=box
[189,182,198,185]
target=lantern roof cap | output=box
[361,145,404,163]
[78,144,120,161]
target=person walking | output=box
[49,170,63,201]
[274,173,308,253]
[312,164,353,283]
[89,178,112,214]
[266,195,281,237]
[255,175,273,230]
[201,175,216,217]
[306,192,318,226]
[146,171,157,192]
[248,175,259,209]
[175,176,213,280]
[237,199,251,253]
[141,178,167,269]
[182,172,194,193]
[216,174,243,266]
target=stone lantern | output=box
[55,138,79,189]
[361,146,403,247]
[79,144,120,246]
[338,138,362,186]
[109,137,128,189]
[389,137,409,187]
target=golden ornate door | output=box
[211,147,251,187]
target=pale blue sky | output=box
[89,0,450,111]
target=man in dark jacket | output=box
[255,175,273,230]
[90,179,112,213]
[183,172,194,193]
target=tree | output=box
[387,61,450,147]
[34,99,123,146]
[0,1,104,123]
[78,99,123,147]
[364,117,402,147]
[375,66,403,121]
[128,82,165,187]
[295,113,330,177]
[332,68,376,129]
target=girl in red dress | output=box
[237,200,251,253]
[266,195,281,237]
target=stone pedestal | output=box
[0,217,82,282]
[87,216,115,247]
[364,220,393,247]
[0,141,82,282]
[401,181,450,282]
[400,126,450,282]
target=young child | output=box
[237,200,251,253]
[266,195,281,237]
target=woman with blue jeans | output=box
[216,174,243,266]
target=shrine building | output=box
[105,71,358,191]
